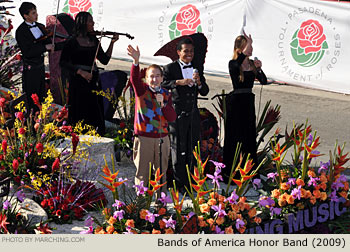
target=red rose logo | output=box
[176,4,201,35]
[296,20,326,55]
[63,0,93,19]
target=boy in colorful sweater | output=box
[127,45,176,189]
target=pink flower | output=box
[68,0,92,18]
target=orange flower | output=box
[107,216,117,225]
[218,195,226,203]
[140,209,148,219]
[296,178,305,187]
[280,193,289,201]
[159,220,166,229]
[198,220,207,227]
[320,192,327,201]
[305,190,312,199]
[309,196,316,205]
[225,226,234,234]
[339,191,348,199]
[300,188,307,198]
[320,183,327,191]
[307,170,316,177]
[216,217,225,225]
[206,218,214,226]
[102,208,111,216]
[207,198,217,206]
[200,203,210,214]
[280,182,290,190]
[320,174,328,183]
[152,229,161,234]
[248,208,257,218]
[125,219,135,228]
[313,189,321,199]
[106,225,115,234]
[254,217,262,224]
[281,170,289,180]
[238,226,246,234]
[198,197,205,204]
[344,182,349,191]
[158,208,166,215]
[271,189,281,199]
[231,204,239,213]
[165,228,174,234]
[210,192,219,199]
[94,226,103,234]
[286,195,295,204]
[198,215,204,222]
[278,198,287,207]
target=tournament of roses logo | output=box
[168,4,202,40]
[290,19,328,67]
[62,0,93,19]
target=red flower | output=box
[175,4,201,36]
[36,222,52,234]
[18,127,26,135]
[68,0,92,18]
[297,19,326,55]
[1,139,7,155]
[52,158,60,173]
[14,176,21,184]
[59,125,73,133]
[0,213,10,234]
[41,199,48,208]
[56,210,62,216]
[0,155,3,161]
[15,112,25,121]
[12,159,19,173]
[0,98,6,109]
[119,121,126,128]
[63,215,70,221]
[31,94,40,107]
[36,142,44,154]
[71,133,79,154]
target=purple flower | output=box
[307,134,313,146]
[127,150,132,157]
[41,133,46,139]
[162,216,176,229]
[2,200,11,210]
[133,181,148,196]
[207,169,223,189]
[186,212,195,220]
[330,190,339,202]
[24,152,29,158]
[235,218,245,230]
[287,178,296,186]
[318,161,330,174]
[80,226,93,234]
[145,210,159,223]
[291,185,302,200]
[123,226,135,234]
[337,175,347,183]
[215,225,225,234]
[252,178,261,190]
[259,196,275,208]
[113,210,125,221]
[270,207,282,216]
[308,176,320,187]
[16,190,25,203]
[225,191,239,204]
[157,192,172,206]
[112,200,125,209]
[84,216,93,227]
[210,160,226,170]
[267,172,278,182]
[211,204,227,218]
[331,181,344,191]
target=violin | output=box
[89,30,134,40]
[34,26,69,43]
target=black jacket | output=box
[162,61,209,112]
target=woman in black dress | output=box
[60,12,118,135]
[223,33,267,181]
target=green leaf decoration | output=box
[169,30,175,40]
[292,29,299,39]
[176,29,181,37]
[88,8,93,15]
[290,38,299,49]
[168,21,176,31]
[171,13,177,22]
[297,46,304,55]
[322,41,329,50]
[197,25,202,33]
[62,5,69,13]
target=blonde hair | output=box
[232,35,257,82]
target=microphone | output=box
[154,85,161,93]
[189,68,198,87]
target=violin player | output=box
[15,2,65,112]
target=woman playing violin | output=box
[60,11,118,135]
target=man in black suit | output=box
[15,2,57,112]
[162,38,209,192]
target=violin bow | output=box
[51,0,61,49]
[91,29,104,75]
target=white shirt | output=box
[178,59,194,79]
[25,21,44,40]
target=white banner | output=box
[8,0,350,94]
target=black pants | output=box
[169,108,200,189]
[22,63,46,114]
